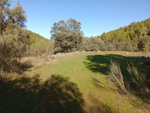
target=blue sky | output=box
[11,0,150,39]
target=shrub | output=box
[28,38,54,57]
[109,60,150,102]
[125,42,137,51]
[138,35,150,52]
[27,31,55,57]
[0,28,30,73]
[105,42,116,51]
[81,37,106,51]
[127,64,150,102]
[104,41,137,51]
[108,60,130,95]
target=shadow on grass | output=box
[84,54,150,104]
[0,74,84,113]
[91,77,117,93]
[1,60,33,74]
[87,94,118,113]
[84,54,150,81]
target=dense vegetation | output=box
[0,0,30,73]
[27,31,54,57]
[0,1,54,73]
[96,18,150,52]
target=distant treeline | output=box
[51,18,150,53]
[95,18,150,52]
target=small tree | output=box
[109,60,130,95]
[0,0,30,73]
[50,18,83,52]
[138,35,150,52]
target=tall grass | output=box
[109,60,150,102]
[108,60,130,95]
[127,64,150,102]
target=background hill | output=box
[97,18,150,43]
[27,30,54,56]
[95,18,150,52]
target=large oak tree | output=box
[50,18,83,52]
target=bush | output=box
[108,60,130,95]
[27,31,55,57]
[0,28,30,73]
[81,37,106,51]
[138,35,150,52]
[125,42,137,52]
[108,60,150,102]
[104,41,137,51]
[105,42,116,51]
[27,38,54,57]
[127,64,150,102]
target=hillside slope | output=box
[27,30,53,56]
[97,18,150,44]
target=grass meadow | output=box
[0,51,150,113]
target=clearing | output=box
[0,51,150,113]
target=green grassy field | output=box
[0,52,150,113]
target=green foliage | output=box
[108,59,150,102]
[81,37,106,51]
[104,42,116,51]
[138,35,150,52]
[127,64,150,102]
[0,0,26,35]
[97,18,150,52]
[27,31,54,57]
[105,42,137,51]
[50,18,83,53]
[25,52,150,112]
[81,37,137,52]
[0,0,30,73]
[0,28,30,73]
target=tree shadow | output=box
[84,54,150,81]
[0,74,84,113]
[39,75,84,113]
[87,94,118,113]
[19,61,33,73]
[84,54,150,103]
[91,77,117,93]
[1,60,33,74]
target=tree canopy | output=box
[0,0,26,35]
[97,18,150,51]
[50,18,83,52]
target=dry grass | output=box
[108,60,131,95]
